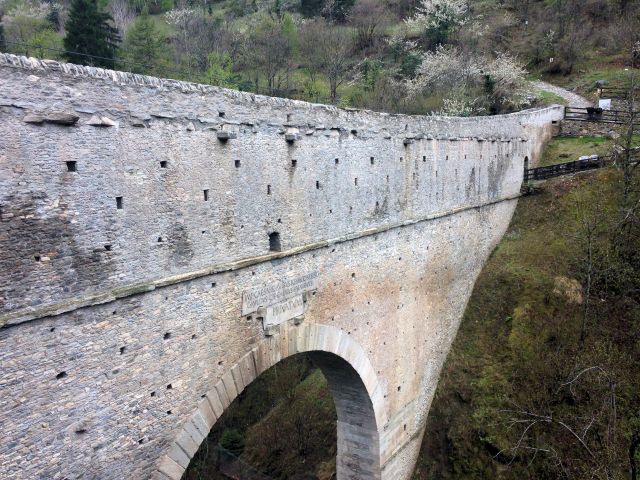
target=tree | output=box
[64,0,120,68]
[205,51,242,89]
[299,19,353,103]
[349,0,393,50]
[240,14,294,95]
[121,10,163,74]
[108,0,136,37]
[405,0,468,47]
[2,0,51,56]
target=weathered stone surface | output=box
[0,53,562,480]
[23,113,44,123]
[44,111,79,125]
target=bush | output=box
[219,429,245,457]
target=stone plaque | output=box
[261,295,305,329]
[242,271,319,315]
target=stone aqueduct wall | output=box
[0,53,563,480]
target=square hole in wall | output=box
[203,190,209,201]
[370,157,375,165]
[160,161,168,168]
[291,159,297,167]
[235,160,241,168]
[66,161,77,172]
[269,232,282,252]
[116,197,123,210]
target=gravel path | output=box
[531,80,593,108]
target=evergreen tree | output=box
[122,10,162,74]
[64,0,120,68]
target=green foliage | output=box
[121,10,163,74]
[205,51,243,88]
[64,0,120,68]
[219,429,245,456]
[26,27,63,59]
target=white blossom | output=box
[405,0,468,33]
[164,8,196,27]
[409,47,532,114]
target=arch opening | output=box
[157,327,381,480]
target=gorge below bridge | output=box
[0,54,563,480]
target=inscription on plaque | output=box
[242,271,319,315]
[262,296,305,329]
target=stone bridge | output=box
[0,54,563,480]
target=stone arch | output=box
[156,323,383,480]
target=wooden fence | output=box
[524,149,640,182]
[564,107,638,126]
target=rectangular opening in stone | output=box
[66,161,77,172]
[269,232,282,252]
[160,161,167,168]
[116,197,123,209]
[203,190,209,201]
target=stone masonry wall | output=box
[0,53,563,480]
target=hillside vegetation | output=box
[1,0,638,114]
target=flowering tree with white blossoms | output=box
[405,0,468,45]
[408,46,532,115]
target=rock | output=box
[216,130,237,141]
[87,115,115,127]
[284,127,301,142]
[151,112,174,119]
[130,118,146,128]
[44,111,79,125]
[186,122,196,132]
[607,130,620,139]
[23,114,44,124]
[595,79,609,88]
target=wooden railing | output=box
[599,86,638,100]
[524,149,640,182]
[564,107,639,126]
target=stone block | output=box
[157,456,185,480]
